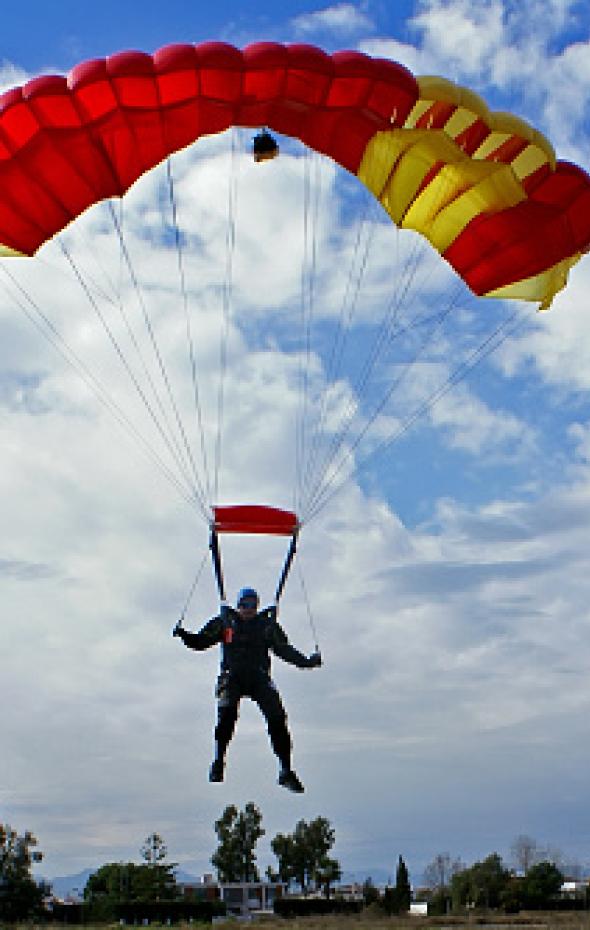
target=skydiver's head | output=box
[237,587,259,619]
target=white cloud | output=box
[291,2,374,37]
[0,60,28,94]
[497,259,590,394]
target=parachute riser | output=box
[209,523,299,611]
[274,530,299,608]
[209,527,227,604]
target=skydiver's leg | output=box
[210,674,240,782]
[254,677,304,792]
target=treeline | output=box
[415,848,589,915]
[1,806,344,923]
[2,815,589,923]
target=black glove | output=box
[172,621,184,638]
[307,651,322,668]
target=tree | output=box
[511,835,539,874]
[424,852,463,892]
[0,824,45,921]
[84,860,177,919]
[141,832,168,865]
[362,877,381,907]
[424,852,463,915]
[270,832,296,889]
[396,854,411,912]
[270,817,340,896]
[315,857,342,898]
[451,853,511,911]
[520,861,563,909]
[211,803,264,883]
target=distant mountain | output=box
[45,865,391,899]
[340,868,393,886]
[45,866,202,900]
[45,868,95,900]
[174,868,202,884]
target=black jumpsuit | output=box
[178,605,313,770]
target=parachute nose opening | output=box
[253,129,279,163]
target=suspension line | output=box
[59,239,210,522]
[106,204,210,511]
[0,266,206,516]
[299,564,319,652]
[305,305,526,523]
[213,129,239,503]
[166,157,214,508]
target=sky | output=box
[2,0,590,891]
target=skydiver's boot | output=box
[209,742,226,783]
[268,718,303,792]
[209,757,225,783]
[278,768,304,793]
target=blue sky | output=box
[2,0,590,891]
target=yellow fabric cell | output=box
[511,144,552,181]
[377,132,465,224]
[486,254,582,310]
[401,159,497,236]
[416,75,491,123]
[404,98,436,129]
[454,85,491,121]
[530,128,556,166]
[473,130,517,161]
[415,75,462,105]
[489,111,536,143]
[425,164,525,252]
[442,107,481,142]
[358,129,457,203]
[357,130,413,200]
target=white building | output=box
[178,878,286,918]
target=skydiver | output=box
[173,587,321,793]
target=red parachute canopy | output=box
[212,505,299,535]
[0,41,589,306]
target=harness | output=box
[219,606,276,676]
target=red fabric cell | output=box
[363,58,417,125]
[454,118,490,155]
[0,95,40,151]
[283,44,334,107]
[71,66,119,123]
[483,134,528,165]
[414,100,457,130]
[529,160,589,206]
[194,42,244,104]
[444,190,587,295]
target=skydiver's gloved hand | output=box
[307,651,322,668]
[172,621,184,638]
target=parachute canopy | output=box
[0,41,589,307]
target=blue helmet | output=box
[237,587,259,607]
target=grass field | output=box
[7,913,590,930]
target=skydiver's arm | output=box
[270,619,320,669]
[176,615,223,651]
